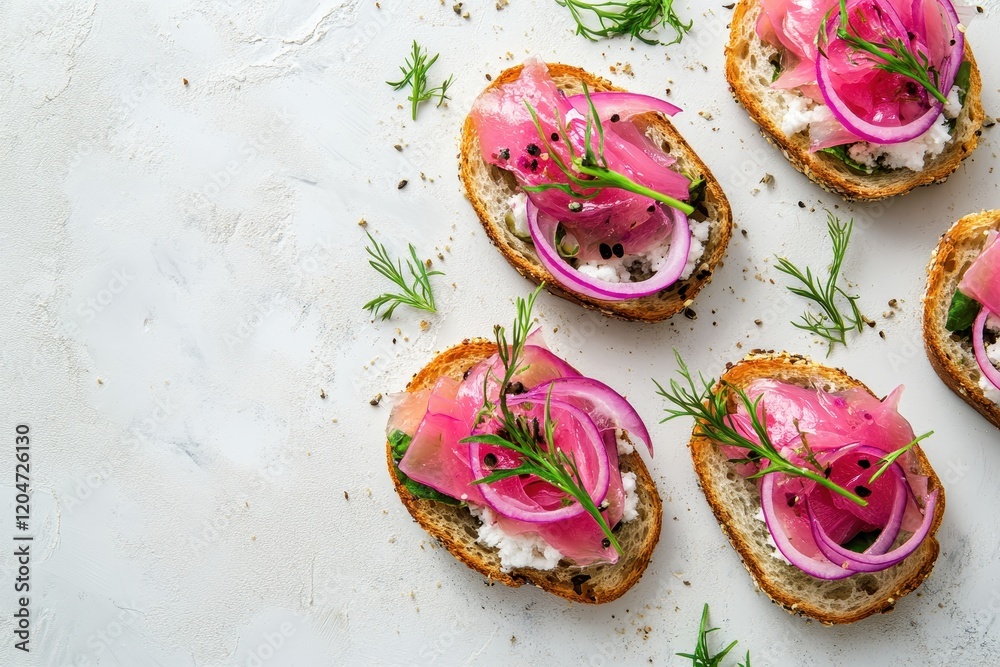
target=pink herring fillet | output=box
[399,336,578,502]
[469,58,688,237]
[732,379,934,573]
[758,0,838,90]
[758,0,962,146]
[958,234,1000,315]
[395,331,650,567]
[399,409,487,505]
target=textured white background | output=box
[0,0,998,665]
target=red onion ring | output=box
[816,0,963,144]
[524,377,654,456]
[760,472,858,580]
[566,91,682,122]
[467,397,611,524]
[761,441,935,579]
[808,489,939,572]
[973,308,1000,393]
[526,199,691,301]
[760,444,906,575]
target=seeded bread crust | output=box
[386,339,663,604]
[459,63,733,322]
[690,352,946,625]
[923,210,1000,430]
[725,0,985,201]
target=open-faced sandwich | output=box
[385,289,662,603]
[726,0,984,200]
[459,58,733,322]
[658,352,944,624]
[924,210,1000,429]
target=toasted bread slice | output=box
[923,210,1000,429]
[386,340,663,604]
[690,352,946,624]
[459,63,733,322]
[725,0,984,201]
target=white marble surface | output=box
[1,0,999,665]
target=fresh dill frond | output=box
[362,230,442,320]
[654,351,867,507]
[386,41,454,121]
[818,0,948,104]
[523,84,695,215]
[677,604,748,667]
[461,286,623,556]
[556,0,692,46]
[775,213,864,356]
[869,431,934,484]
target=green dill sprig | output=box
[819,0,948,104]
[869,431,934,484]
[775,213,864,356]
[460,286,623,556]
[386,41,454,121]
[654,351,867,507]
[523,84,695,215]
[362,230,442,320]
[556,0,692,46]
[677,604,751,667]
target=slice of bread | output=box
[690,352,946,624]
[386,339,663,604]
[459,63,733,322]
[923,209,1000,429]
[725,0,985,201]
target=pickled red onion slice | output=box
[973,309,1000,393]
[527,199,691,302]
[468,397,610,524]
[815,0,962,144]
